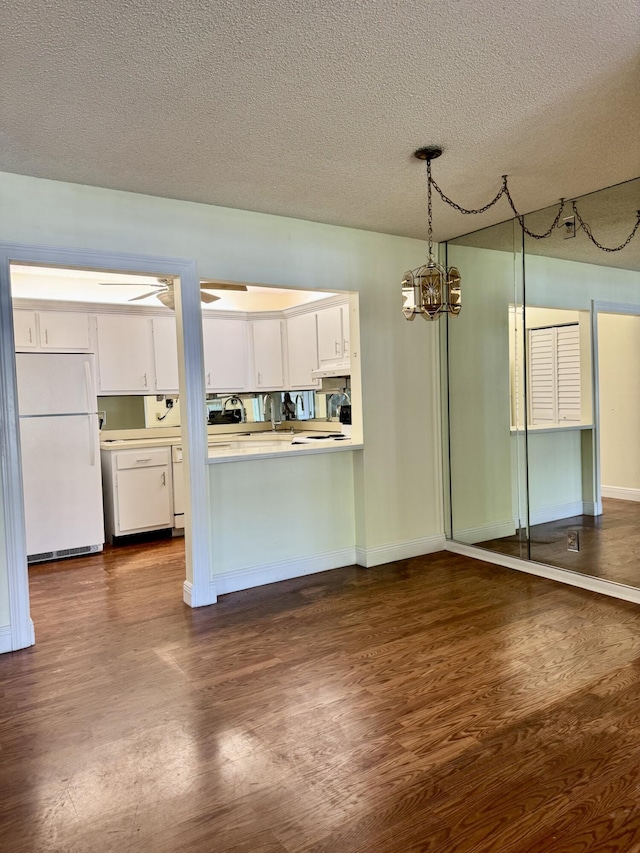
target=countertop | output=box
[100,431,363,462]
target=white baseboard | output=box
[602,486,640,503]
[529,501,585,526]
[0,626,12,654]
[451,521,516,546]
[182,580,217,608]
[355,534,446,568]
[446,541,640,606]
[213,547,357,597]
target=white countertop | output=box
[100,431,362,461]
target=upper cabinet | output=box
[14,309,90,351]
[251,319,284,389]
[96,314,155,394]
[286,312,320,389]
[39,311,90,350]
[203,317,247,392]
[314,301,351,375]
[152,317,179,393]
[13,310,37,349]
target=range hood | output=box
[311,363,351,379]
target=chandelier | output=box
[402,147,640,322]
[402,148,460,321]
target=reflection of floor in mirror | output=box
[477,498,640,588]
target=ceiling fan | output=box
[99,277,248,309]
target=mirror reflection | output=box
[444,176,640,589]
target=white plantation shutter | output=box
[528,324,580,425]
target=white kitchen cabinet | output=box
[14,309,91,351]
[203,317,247,392]
[13,310,38,349]
[101,446,173,540]
[286,312,320,389]
[96,314,155,393]
[251,319,284,389]
[317,302,350,365]
[152,317,180,393]
[39,310,90,350]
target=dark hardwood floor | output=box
[3,540,640,851]
[478,497,640,588]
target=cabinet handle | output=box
[136,457,153,463]
[258,372,262,385]
[28,328,32,344]
[44,329,49,344]
[143,373,148,387]
[207,373,211,386]
[161,471,166,486]
[344,339,348,354]
[335,340,340,355]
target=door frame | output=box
[0,241,215,652]
[591,299,640,520]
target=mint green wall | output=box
[0,171,442,622]
[446,244,517,541]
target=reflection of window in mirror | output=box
[509,305,593,430]
[528,324,580,425]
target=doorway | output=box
[0,242,210,652]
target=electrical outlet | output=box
[567,530,580,552]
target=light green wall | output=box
[0,171,442,625]
[446,244,516,540]
[209,453,355,573]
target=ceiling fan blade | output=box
[200,292,221,304]
[128,288,167,302]
[200,281,248,292]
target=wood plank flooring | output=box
[479,497,640,587]
[3,540,640,851]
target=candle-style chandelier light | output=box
[402,148,460,321]
[402,147,640,322]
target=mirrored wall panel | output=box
[444,177,640,589]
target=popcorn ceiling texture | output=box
[0,0,638,240]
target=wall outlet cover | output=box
[567,530,580,552]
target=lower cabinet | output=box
[101,446,173,541]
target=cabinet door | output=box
[252,319,284,388]
[96,314,154,393]
[13,310,37,349]
[287,313,320,388]
[203,317,247,391]
[152,317,179,393]
[116,466,172,532]
[39,311,90,350]
[341,304,350,358]
[317,306,343,364]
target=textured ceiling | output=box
[1,1,639,241]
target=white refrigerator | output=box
[16,353,105,562]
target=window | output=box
[528,324,580,425]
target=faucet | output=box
[294,394,304,419]
[222,395,246,423]
[263,393,282,431]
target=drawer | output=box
[115,448,170,470]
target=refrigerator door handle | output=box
[84,360,94,413]
[88,415,96,467]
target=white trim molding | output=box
[356,534,446,568]
[213,547,357,597]
[601,486,640,503]
[528,501,585,527]
[446,541,640,606]
[183,580,217,608]
[448,522,516,547]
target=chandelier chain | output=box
[426,166,640,252]
[572,202,640,252]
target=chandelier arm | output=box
[572,203,640,252]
